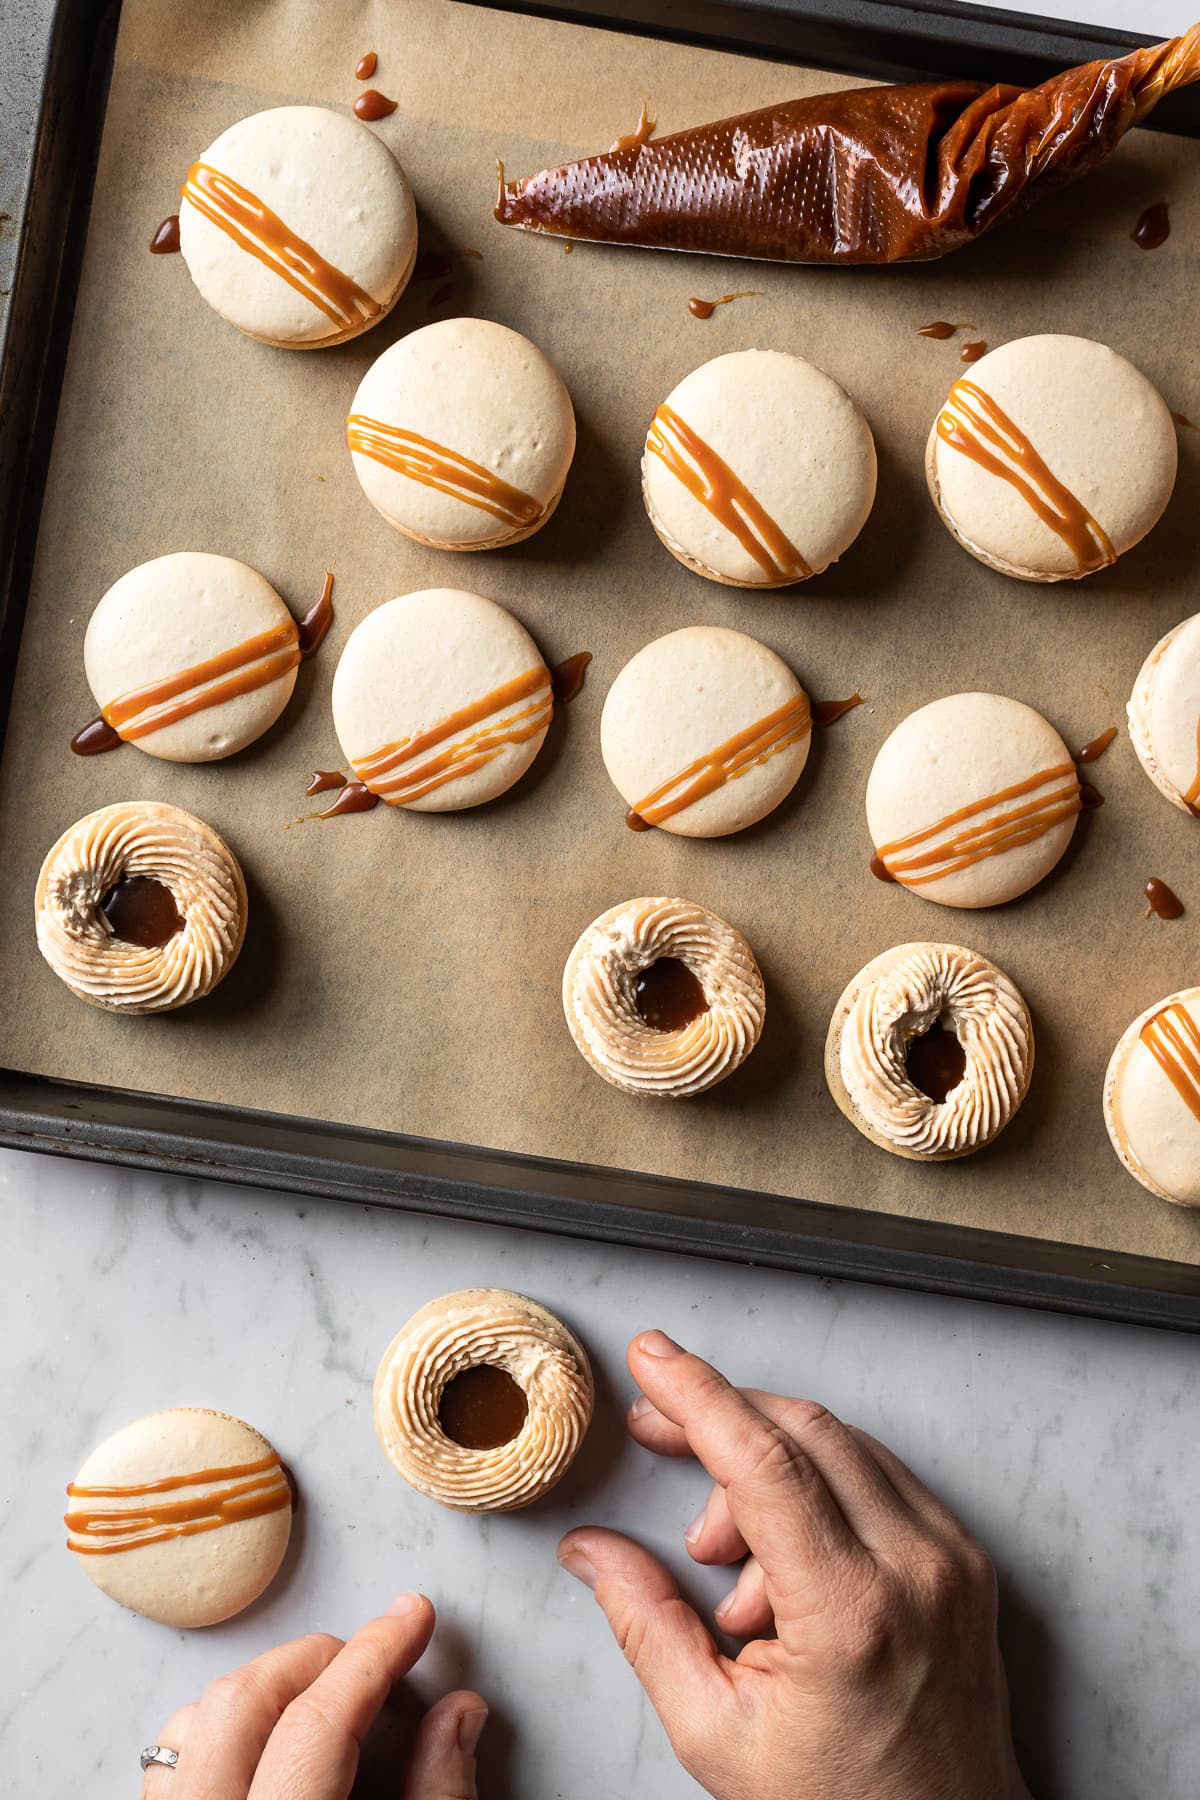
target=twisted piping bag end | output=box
[1132,22,1200,119]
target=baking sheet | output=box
[1,0,1199,1269]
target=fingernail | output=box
[685,1503,708,1547]
[714,1586,737,1621]
[638,1329,683,1358]
[384,1591,424,1617]
[629,1394,654,1421]
[457,1707,488,1755]
[557,1547,597,1590]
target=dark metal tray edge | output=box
[1,0,1197,1333]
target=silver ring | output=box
[140,1745,179,1772]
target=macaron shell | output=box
[866,693,1077,908]
[1127,612,1200,814]
[600,626,809,836]
[348,318,576,547]
[928,335,1176,579]
[84,552,298,762]
[642,349,877,586]
[68,1408,291,1628]
[331,588,550,811]
[1105,989,1200,1207]
[179,105,417,345]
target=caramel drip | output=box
[354,90,398,121]
[150,214,180,254]
[647,403,812,582]
[318,780,378,818]
[306,769,346,796]
[608,100,656,154]
[688,289,760,319]
[625,806,653,832]
[71,717,122,756]
[1141,1002,1200,1123]
[870,851,896,882]
[65,1453,289,1556]
[355,51,378,79]
[551,651,592,704]
[1076,726,1117,764]
[354,666,553,805]
[182,162,380,330]
[811,693,864,726]
[918,321,971,339]
[937,379,1116,573]
[1144,877,1184,919]
[960,340,987,363]
[1133,202,1170,249]
[1184,715,1200,815]
[877,763,1081,887]
[628,694,811,829]
[346,415,543,530]
[298,569,335,659]
[103,621,300,743]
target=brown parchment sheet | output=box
[3,0,1200,1266]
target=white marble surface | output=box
[3,1146,1198,1797]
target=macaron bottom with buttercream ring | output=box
[925,334,1176,583]
[373,1288,593,1512]
[824,942,1034,1161]
[1104,988,1200,1207]
[641,348,877,589]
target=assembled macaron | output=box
[331,589,552,810]
[641,348,877,588]
[926,334,1176,581]
[178,105,417,347]
[347,318,576,549]
[1104,988,1200,1207]
[601,626,811,836]
[65,1408,292,1627]
[1127,611,1200,815]
[866,693,1083,908]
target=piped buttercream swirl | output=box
[373,1289,593,1513]
[838,942,1032,1157]
[563,896,765,1097]
[35,802,246,1013]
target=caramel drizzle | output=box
[65,1453,289,1556]
[354,666,553,805]
[1184,715,1200,815]
[877,763,1082,887]
[937,380,1116,573]
[346,415,543,530]
[1141,1001,1200,1124]
[630,694,812,828]
[182,162,380,330]
[103,620,300,743]
[646,404,812,583]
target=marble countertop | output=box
[4,1146,1199,1797]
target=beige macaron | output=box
[563,896,766,1097]
[601,626,810,836]
[824,942,1034,1161]
[332,588,552,810]
[926,335,1176,582]
[83,552,301,762]
[1127,612,1200,815]
[346,318,576,549]
[1104,988,1200,1207]
[65,1408,292,1627]
[866,692,1082,909]
[178,105,417,347]
[373,1288,593,1512]
[641,348,876,588]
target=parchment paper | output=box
[3,0,1200,1266]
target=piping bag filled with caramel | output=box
[496,27,1200,264]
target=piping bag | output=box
[495,26,1200,265]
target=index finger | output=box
[249,1593,436,1800]
[628,1332,871,1628]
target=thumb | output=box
[402,1690,488,1800]
[558,1527,733,1757]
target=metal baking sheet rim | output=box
[1,0,1197,1332]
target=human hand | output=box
[559,1332,1031,1800]
[141,1593,486,1799]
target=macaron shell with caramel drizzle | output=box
[346,318,576,549]
[84,552,299,762]
[178,105,417,347]
[1127,612,1200,816]
[866,692,1079,909]
[641,349,877,588]
[925,335,1176,582]
[601,626,810,836]
[66,1408,292,1627]
[331,588,552,811]
[1104,987,1200,1207]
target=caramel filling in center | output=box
[905,1019,966,1103]
[634,958,710,1032]
[100,875,184,949]
[439,1366,529,1450]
